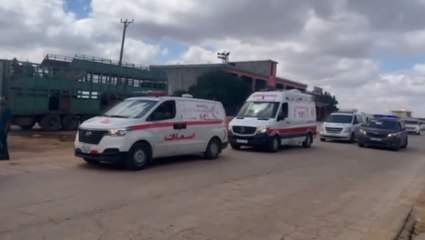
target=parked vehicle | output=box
[421,121,425,131]
[74,96,228,170]
[228,90,317,152]
[403,119,421,135]
[0,54,167,131]
[320,110,366,142]
[357,118,408,151]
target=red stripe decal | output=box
[268,126,317,136]
[130,120,224,131]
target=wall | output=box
[230,61,276,77]
[152,66,221,94]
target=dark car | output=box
[357,118,408,151]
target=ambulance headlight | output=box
[258,126,270,134]
[108,128,127,136]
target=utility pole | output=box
[118,19,134,66]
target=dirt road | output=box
[0,132,424,239]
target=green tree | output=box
[322,91,339,113]
[188,70,251,111]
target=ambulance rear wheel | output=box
[302,134,313,148]
[205,138,221,160]
[126,143,151,170]
[269,136,280,153]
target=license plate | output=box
[370,138,381,142]
[82,144,91,153]
[236,139,248,144]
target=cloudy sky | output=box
[1,0,425,116]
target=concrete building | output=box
[151,60,334,120]
[391,110,413,119]
[151,60,307,94]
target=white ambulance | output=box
[228,90,317,152]
[74,96,228,170]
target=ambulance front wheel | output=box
[269,136,280,153]
[126,142,152,170]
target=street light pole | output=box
[217,51,230,63]
[118,19,134,66]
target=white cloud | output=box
[405,30,425,52]
[1,0,425,116]
[176,46,217,64]
[413,64,425,74]
[0,0,163,63]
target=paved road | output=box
[1,135,425,240]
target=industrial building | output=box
[391,110,413,119]
[151,60,307,94]
[151,60,336,120]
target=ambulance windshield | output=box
[103,99,158,118]
[326,114,353,124]
[237,101,280,119]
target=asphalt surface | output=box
[1,135,425,240]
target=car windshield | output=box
[365,120,399,130]
[103,99,158,118]
[326,114,353,124]
[404,120,419,125]
[237,101,280,119]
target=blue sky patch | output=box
[64,0,91,19]
[373,49,425,73]
[153,38,188,64]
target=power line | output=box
[118,19,134,66]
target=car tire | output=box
[302,134,313,148]
[402,137,408,149]
[205,138,221,160]
[320,138,326,142]
[126,143,151,170]
[39,114,61,131]
[230,143,241,150]
[392,141,401,151]
[349,133,356,143]
[62,115,79,131]
[18,121,36,130]
[358,142,365,148]
[83,158,98,165]
[269,136,280,153]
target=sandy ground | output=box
[0,131,424,240]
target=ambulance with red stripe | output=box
[228,90,317,152]
[74,96,228,170]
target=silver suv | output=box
[320,112,365,142]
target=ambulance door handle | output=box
[173,123,187,130]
